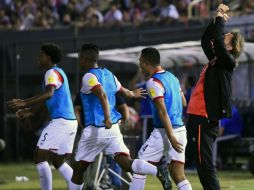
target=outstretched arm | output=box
[118,87,147,99]
[8,86,55,109]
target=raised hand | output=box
[218,4,230,13]
[223,13,229,21]
[131,88,148,99]
[7,99,26,109]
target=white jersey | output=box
[80,72,121,94]
[44,69,63,89]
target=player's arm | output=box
[74,94,84,129]
[119,87,147,99]
[147,79,183,152]
[91,85,112,129]
[8,69,59,109]
[153,98,183,153]
[181,90,187,108]
[116,93,129,125]
[118,104,129,123]
[114,75,147,99]
[8,86,55,110]
[15,102,46,120]
[81,72,112,128]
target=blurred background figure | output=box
[213,105,244,169]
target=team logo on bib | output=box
[47,76,56,84]
[88,77,97,86]
[149,88,156,98]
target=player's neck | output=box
[44,63,57,70]
[151,66,163,75]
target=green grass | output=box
[0,163,254,190]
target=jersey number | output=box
[42,133,48,142]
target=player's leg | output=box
[69,126,106,190]
[34,147,52,190]
[52,119,77,186]
[34,121,61,190]
[112,128,164,190]
[169,162,191,190]
[168,127,191,190]
[69,160,91,190]
[52,154,73,186]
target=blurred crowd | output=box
[1,0,254,31]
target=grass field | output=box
[0,163,254,190]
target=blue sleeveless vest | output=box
[44,66,76,120]
[149,71,184,129]
[81,68,121,127]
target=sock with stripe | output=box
[129,174,146,190]
[177,179,192,190]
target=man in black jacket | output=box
[186,4,244,190]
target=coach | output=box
[186,4,245,190]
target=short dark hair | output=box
[80,43,99,62]
[40,43,62,63]
[141,47,160,66]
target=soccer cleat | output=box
[156,164,172,190]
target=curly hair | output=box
[40,43,62,63]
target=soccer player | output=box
[73,91,130,189]
[8,43,77,190]
[186,4,245,190]
[130,47,192,190]
[69,43,161,190]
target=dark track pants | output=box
[186,114,220,190]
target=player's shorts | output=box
[75,123,130,162]
[37,118,77,155]
[138,126,187,164]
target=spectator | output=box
[158,0,180,23]
[0,8,12,29]
[104,1,123,27]
[20,6,35,30]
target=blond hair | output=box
[230,31,245,59]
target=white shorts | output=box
[138,127,187,164]
[37,118,77,155]
[75,123,130,162]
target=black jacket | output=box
[201,17,236,121]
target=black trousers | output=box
[186,114,220,190]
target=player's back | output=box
[81,68,121,127]
[152,71,183,128]
[44,66,76,120]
